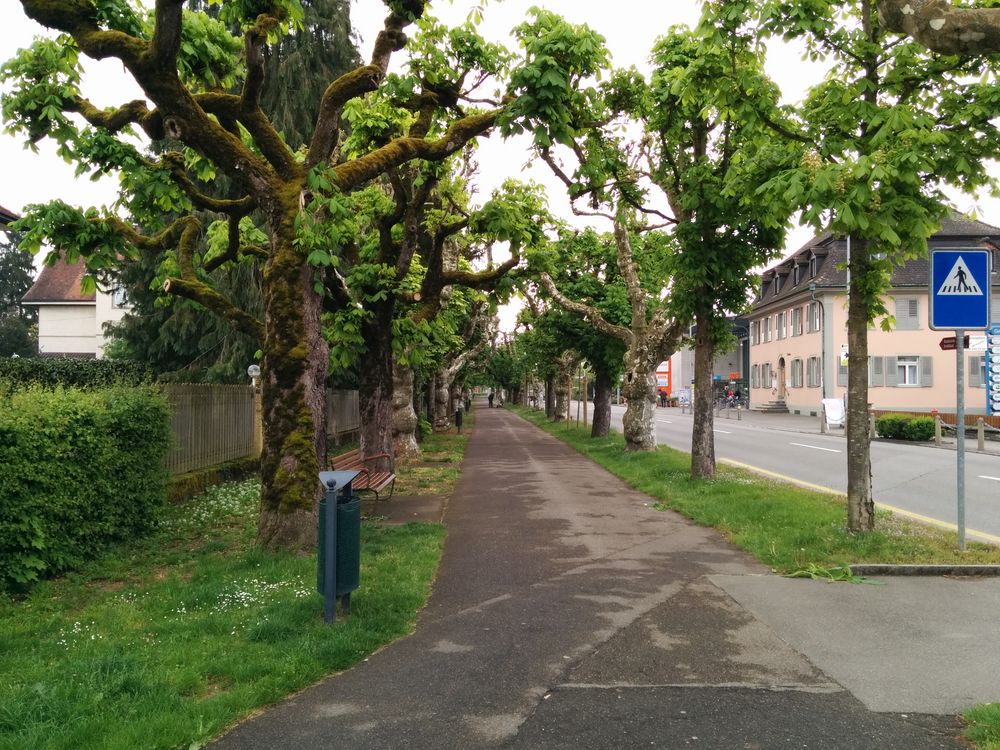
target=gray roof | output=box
[0,204,19,227]
[752,214,1000,311]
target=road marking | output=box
[719,459,1000,546]
[656,419,673,424]
[979,475,1000,482]
[713,429,732,434]
[790,442,841,454]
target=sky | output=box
[3,1,1000,290]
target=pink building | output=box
[747,215,1000,416]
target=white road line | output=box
[656,419,673,424]
[979,475,1000,482]
[790,442,841,453]
[714,429,732,434]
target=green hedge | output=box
[0,385,170,591]
[876,413,935,441]
[0,357,150,389]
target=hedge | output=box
[875,413,935,441]
[0,357,150,389]
[0,384,170,591]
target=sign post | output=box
[930,249,991,551]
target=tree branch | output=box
[538,273,632,344]
[879,0,1000,55]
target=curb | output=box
[849,564,1000,577]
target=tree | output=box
[644,22,792,477]
[5,0,514,551]
[750,0,1000,530]
[0,227,37,357]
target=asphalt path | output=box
[585,402,1000,543]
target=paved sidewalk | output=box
[212,407,1000,749]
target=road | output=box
[567,401,1000,544]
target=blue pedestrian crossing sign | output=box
[929,249,991,330]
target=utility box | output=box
[317,470,361,623]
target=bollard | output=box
[820,406,827,434]
[455,408,463,434]
[737,404,742,421]
[978,418,985,451]
[869,412,876,439]
[934,414,942,445]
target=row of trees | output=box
[7,0,1000,551]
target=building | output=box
[747,215,1000,415]
[666,318,750,403]
[21,256,129,358]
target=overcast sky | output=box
[2,0,998,268]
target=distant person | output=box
[659,390,667,408]
[488,390,495,408]
[734,385,743,404]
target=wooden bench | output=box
[329,448,396,502]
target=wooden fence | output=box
[163,385,361,476]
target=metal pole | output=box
[957,329,966,551]
[583,373,588,426]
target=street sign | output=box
[988,324,1000,417]
[929,249,991,330]
[939,335,971,351]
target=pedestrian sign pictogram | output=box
[929,249,991,330]
[936,256,984,295]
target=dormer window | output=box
[809,254,818,277]
[793,264,801,285]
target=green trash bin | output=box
[317,471,362,621]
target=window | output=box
[774,276,782,296]
[762,363,772,389]
[895,298,920,330]
[792,307,802,336]
[807,356,822,388]
[763,318,772,342]
[111,285,129,309]
[970,355,987,388]
[897,355,919,385]
[793,265,801,285]
[809,255,818,277]
[777,312,786,340]
[807,302,821,333]
[751,321,760,345]
[791,358,803,388]
[751,365,759,389]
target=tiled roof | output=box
[752,214,1000,311]
[22,257,95,304]
[0,204,19,226]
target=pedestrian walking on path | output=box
[214,407,994,749]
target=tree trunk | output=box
[621,347,657,451]
[425,373,435,425]
[392,360,420,459]
[846,237,875,531]
[591,366,612,438]
[545,374,555,418]
[434,372,451,428]
[358,302,395,474]
[553,353,578,421]
[256,247,328,552]
[690,304,716,478]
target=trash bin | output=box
[317,470,361,622]
[455,408,464,432]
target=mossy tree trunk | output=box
[256,237,328,552]
[358,300,395,474]
[545,374,555,418]
[620,348,658,452]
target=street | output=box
[565,401,1000,544]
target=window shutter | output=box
[920,356,933,387]
[970,356,984,387]
[837,360,847,387]
[869,357,885,387]
[885,356,898,387]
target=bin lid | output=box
[319,469,361,490]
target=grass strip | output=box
[0,478,446,750]
[515,407,1000,749]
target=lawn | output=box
[0,479,445,750]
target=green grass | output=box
[515,407,1000,748]
[0,480,446,750]
[394,425,470,497]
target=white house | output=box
[21,256,129,358]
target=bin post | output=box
[455,408,464,433]
[978,418,985,451]
[320,474,338,624]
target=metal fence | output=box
[163,384,257,475]
[163,385,361,476]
